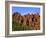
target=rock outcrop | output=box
[12,12,40,30]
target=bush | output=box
[12,21,32,31]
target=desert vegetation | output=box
[12,12,40,31]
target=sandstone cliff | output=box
[12,12,40,30]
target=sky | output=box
[12,7,40,15]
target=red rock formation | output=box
[12,12,40,30]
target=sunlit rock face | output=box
[12,12,40,30]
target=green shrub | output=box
[12,21,32,31]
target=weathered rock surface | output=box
[12,12,40,30]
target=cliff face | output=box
[12,12,40,30]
